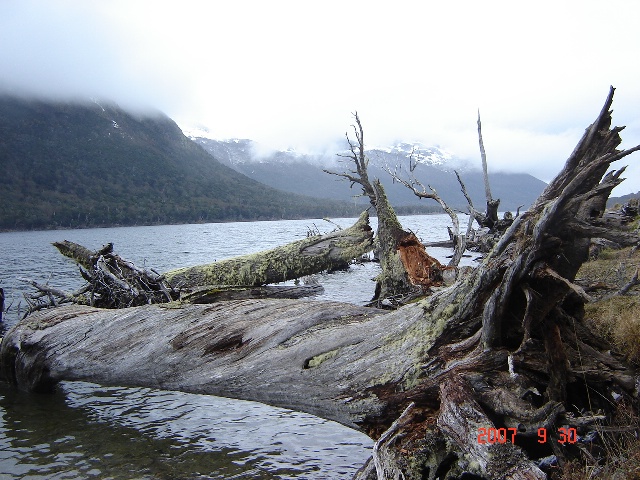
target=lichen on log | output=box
[41,211,373,311]
[154,210,373,289]
[2,88,640,479]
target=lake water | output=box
[0,214,473,479]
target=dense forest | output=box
[0,96,361,230]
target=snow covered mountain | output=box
[189,136,547,212]
[367,142,456,168]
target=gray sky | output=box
[2,0,640,193]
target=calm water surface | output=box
[0,214,472,479]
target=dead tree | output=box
[23,212,374,312]
[453,112,512,236]
[477,110,501,228]
[455,168,518,253]
[386,156,469,268]
[2,88,640,479]
[325,113,445,305]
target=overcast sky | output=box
[2,0,640,194]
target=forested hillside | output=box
[0,96,358,230]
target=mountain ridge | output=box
[0,96,361,231]
[190,136,548,212]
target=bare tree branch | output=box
[19,278,91,315]
[385,163,466,267]
[324,112,376,205]
[477,110,493,202]
[600,267,640,301]
[454,170,486,226]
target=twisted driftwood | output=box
[2,88,639,479]
[22,212,373,312]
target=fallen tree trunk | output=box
[180,283,325,302]
[2,88,640,479]
[0,299,391,419]
[40,211,372,310]
[164,210,374,289]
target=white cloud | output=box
[1,0,640,194]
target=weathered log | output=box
[179,283,325,303]
[164,210,373,289]
[0,299,394,420]
[48,212,373,309]
[2,88,640,479]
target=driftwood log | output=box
[25,211,373,311]
[163,210,373,289]
[2,88,640,479]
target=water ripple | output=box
[0,214,474,478]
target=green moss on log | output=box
[305,348,340,368]
[164,211,373,289]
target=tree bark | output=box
[325,113,446,305]
[44,211,373,310]
[163,210,373,289]
[2,88,640,479]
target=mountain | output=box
[191,137,548,213]
[0,96,359,230]
[608,191,639,207]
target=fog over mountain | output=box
[3,2,639,195]
[0,96,360,231]
[190,136,548,212]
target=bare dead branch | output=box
[384,156,470,267]
[323,112,377,205]
[19,278,92,316]
[477,110,493,202]
[454,170,485,225]
[599,267,640,302]
[323,168,364,189]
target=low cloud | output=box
[2,1,639,194]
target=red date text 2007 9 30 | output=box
[477,427,578,445]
